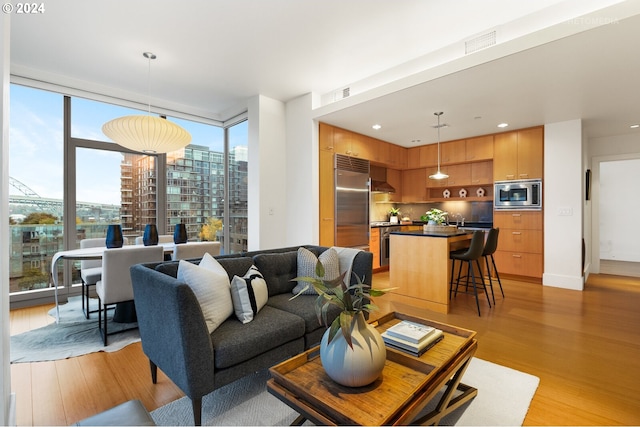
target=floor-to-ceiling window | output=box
[228,120,248,253]
[9,83,249,304]
[8,86,63,296]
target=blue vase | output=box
[173,224,187,244]
[105,224,124,248]
[143,224,159,246]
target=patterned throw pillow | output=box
[292,247,340,295]
[230,265,269,324]
[177,254,233,334]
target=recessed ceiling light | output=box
[497,123,509,128]
[630,124,640,129]
[372,124,382,130]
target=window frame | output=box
[9,86,247,308]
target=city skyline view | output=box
[9,84,246,206]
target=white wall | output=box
[543,120,584,290]
[1,13,14,426]
[247,95,288,251]
[284,93,320,247]
[599,159,640,261]
[589,133,640,272]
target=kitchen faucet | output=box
[453,213,465,227]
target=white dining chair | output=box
[79,238,105,319]
[96,245,164,345]
[136,234,174,245]
[172,241,221,261]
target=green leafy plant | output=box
[422,208,447,224]
[389,207,400,216]
[291,260,395,349]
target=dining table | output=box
[50,242,177,323]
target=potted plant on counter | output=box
[389,207,400,224]
[292,253,395,387]
[422,208,447,225]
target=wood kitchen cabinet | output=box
[420,144,438,167]
[471,161,493,185]
[493,211,543,278]
[334,127,375,159]
[494,127,543,181]
[440,139,466,165]
[406,147,421,169]
[444,163,471,186]
[401,168,427,202]
[466,135,494,161]
[319,148,335,246]
[379,141,407,169]
[319,122,335,152]
[369,227,380,269]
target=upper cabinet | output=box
[401,169,427,202]
[440,139,466,165]
[494,127,544,181]
[333,127,375,159]
[465,135,494,161]
[319,122,335,152]
[378,140,407,169]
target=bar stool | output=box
[449,230,491,316]
[482,228,504,303]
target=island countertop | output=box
[390,229,472,238]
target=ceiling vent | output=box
[333,87,351,102]
[465,30,497,54]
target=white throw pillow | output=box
[230,265,269,324]
[177,257,233,334]
[292,247,340,295]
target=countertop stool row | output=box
[449,228,504,316]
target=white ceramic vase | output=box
[319,312,386,387]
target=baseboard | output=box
[542,273,584,290]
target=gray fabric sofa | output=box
[130,245,373,426]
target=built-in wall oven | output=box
[380,225,401,266]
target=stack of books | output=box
[381,320,444,356]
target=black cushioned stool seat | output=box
[73,400,155,426]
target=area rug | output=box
[151,357,540,426]
[10,296,140,363]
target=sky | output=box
[9,84,246,206]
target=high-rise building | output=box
[121,144,248,253]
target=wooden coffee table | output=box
[267,312,478,426]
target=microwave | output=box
[494,179,542,210]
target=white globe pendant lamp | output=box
[429,111,449,180]
[102,52,191,154]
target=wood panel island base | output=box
[390,230,473,314]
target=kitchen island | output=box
[389,229,473,314]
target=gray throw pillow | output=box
[293,247,340,295]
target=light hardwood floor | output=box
[10,272,640,426]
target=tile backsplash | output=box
[371,199,493,224]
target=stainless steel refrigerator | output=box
[335,154,370,250]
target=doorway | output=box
[593,156,640,277]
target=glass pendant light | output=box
[429,112,449,180]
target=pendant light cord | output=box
[436,112,443,171]
[143,52,156,116]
